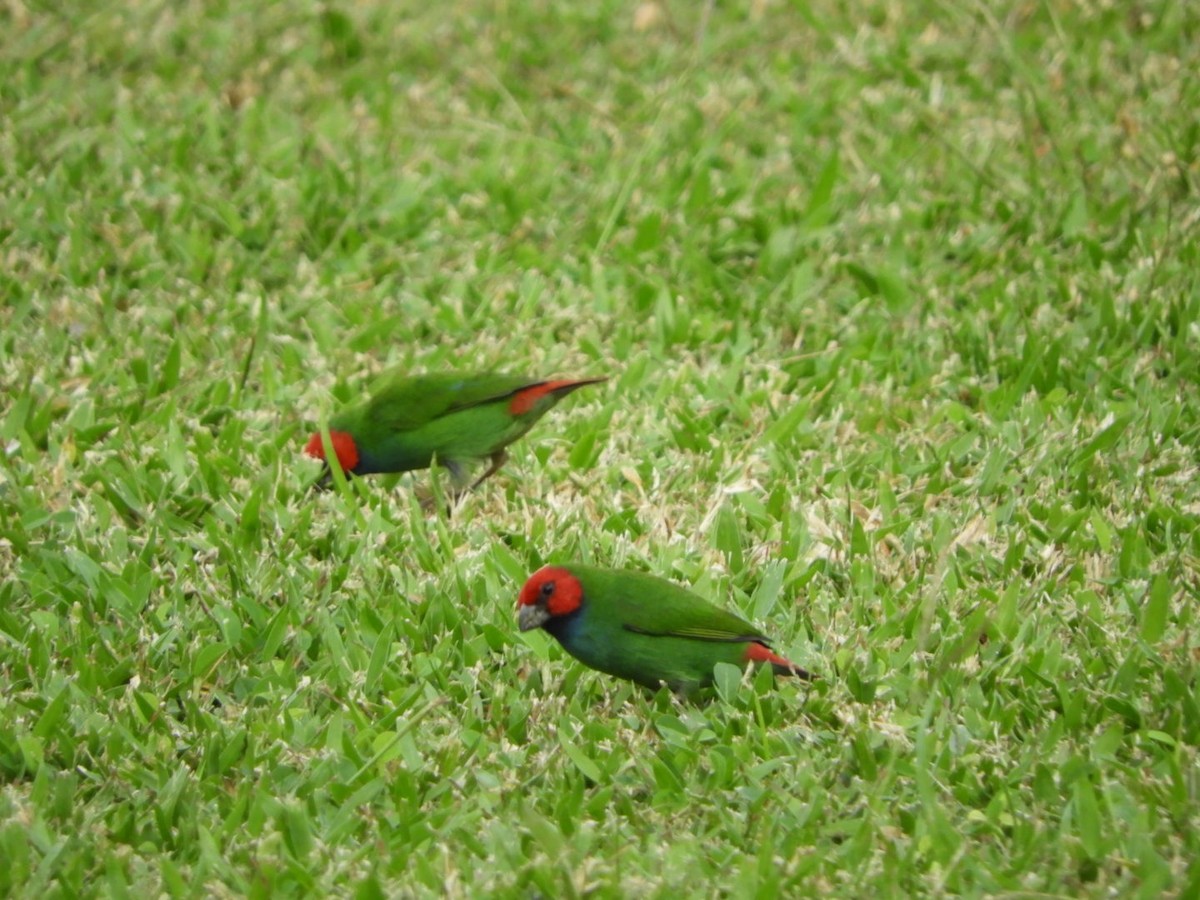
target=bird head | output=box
[518,565,583,632]
[304,429,360,475]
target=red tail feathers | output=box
[744,642,814,680]
[508,378,606,415]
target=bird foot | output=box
[468,450,509,491]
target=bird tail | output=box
[744,642,815,681]
[508,377,607,415]
[546,376,608,396]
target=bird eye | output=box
[540,580,555,598]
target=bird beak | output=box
[310,467,333,494]
[519,604,550,632]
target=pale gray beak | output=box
[519,604,551,632]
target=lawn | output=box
[1,0,1198,896]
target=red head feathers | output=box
[305,430,360,474]
[518,565,584,618]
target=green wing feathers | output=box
[623,622,768,643]
[575,566,770,644]
[363,372,535,432]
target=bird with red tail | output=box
[518,564,814,691]
[305,371,605,492]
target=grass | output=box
[1,0,1198,895]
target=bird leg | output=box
[469,449,509,491]
[310,471,333,493]
[418,491,450,515]
[417,451,509,513]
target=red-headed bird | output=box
[518,564,813,691]
[305,371,605,490]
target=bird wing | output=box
[597,569,770,644]
[364,372,534,431]
[622,618,770,644]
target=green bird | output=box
[305,371,605,490]
[518,564,813,691]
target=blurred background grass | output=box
[1,1,1198,896]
